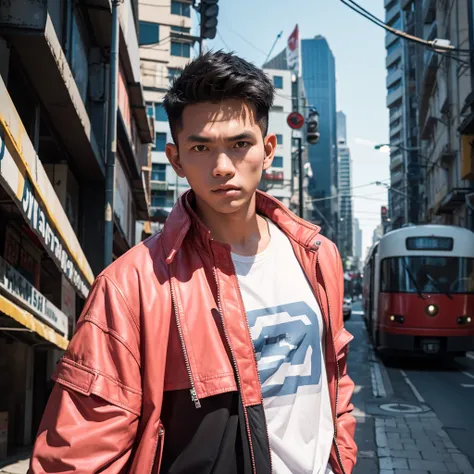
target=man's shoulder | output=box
[99,231,167,290]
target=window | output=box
[151,163,167,181]
[146,104,154,117]
[168,67,183,84]
[154,132,167,152]
[276,134,283,145]
[273,75,283,89]
[171,25,191,33]
[381,257,474,294]
[139,21,159,46]
[171,41,191,57]
[171,1,191,17]
[273,156,283,168]
[154,103,168,122]
[151,190,175,208]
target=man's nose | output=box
[213,152,236,178]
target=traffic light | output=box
[306,108,320,145]
[200,0,219,40]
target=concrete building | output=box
[138,0,194,231]
[353,218,363,271]
[260,68,293,207]
[301,36,338,240]
[386,0,474,231]
[337,111,353,264]
[384,0,410,228]
[0,0,151,458]
[415,0,473,228]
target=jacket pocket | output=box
[334,327,354,361]
[151,421,165,474]
[53,357,142,416]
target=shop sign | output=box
[21,179,89,297]
[0,256,68,337]
[0,127,90,299]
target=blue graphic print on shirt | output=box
[246,301,322,398]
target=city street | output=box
[350,301,474,474]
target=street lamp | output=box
[375,181,408,198]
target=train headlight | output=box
[457,316,472,325]
[425,304,439,317]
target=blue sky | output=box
[204,0,391,258]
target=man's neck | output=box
[194,193,271,257]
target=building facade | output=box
[385,0,474,232]
[260,68,293,207]
[301,36,338,240]
[385,0,409,228]
[138,0,195,231]
[337,111,353,265]
[0,0,151,457]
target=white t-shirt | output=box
[231,219,335,474]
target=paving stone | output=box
[391,458,409,469]
[380,457,394,470]
[390,449,421,459]
[394,470,429,474]
[420,450,454,462]
[445,461,463,473]
[378,447,390,457]
[408,459,448,471]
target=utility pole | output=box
[104,0,121,268]
[298,137,304,219]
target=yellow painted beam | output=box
[0,294,69,350]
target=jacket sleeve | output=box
[332,243,357,474]
[29,275,142,474]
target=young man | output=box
[30,51,356,474]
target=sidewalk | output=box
[0,458,29,474]
[348,312,474,474]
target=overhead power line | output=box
[339,0,472,55]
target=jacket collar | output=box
[162,190,321,264]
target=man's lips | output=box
[212,185,241,192]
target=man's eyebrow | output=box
[186,135,214,143]
[226,132,257,141]
[186,131,257,143]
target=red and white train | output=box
[363,225,474,357]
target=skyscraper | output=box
[301,36,338,240]
[337,111,353,264]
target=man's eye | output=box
[192,145,208,152]
[234,141,250,149]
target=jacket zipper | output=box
[314,252,347,474]
[169,277,201,408]
[211,264,258,474]
[231,266,273,474]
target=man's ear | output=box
[166,143,186,178]
[263,133,277,171]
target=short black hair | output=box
[163,51,275,143]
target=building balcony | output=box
[385,0,395,8]
[385,2,400,24]
[436,188,473,215]
[0,2,104,180]
[389,106,402,124]
[386,68,403,88]
[387,84,403,108]
[391,170,404,186]
[386,44,402,68]
[423,0,436,24]
[419,47,438,126]
[385,31,398,48]
[391,154,404,171]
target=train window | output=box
[406,236,453,251]
[381,257,474,294]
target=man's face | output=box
[166,99,276,215]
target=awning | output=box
[0,295,68,350]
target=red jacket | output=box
[30,191,357,474]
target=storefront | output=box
[0,76,94,458]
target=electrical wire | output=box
[225,25,269,57]
[216,29,232,51]
[340,0,473,55]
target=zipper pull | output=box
[190,388,201,409]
